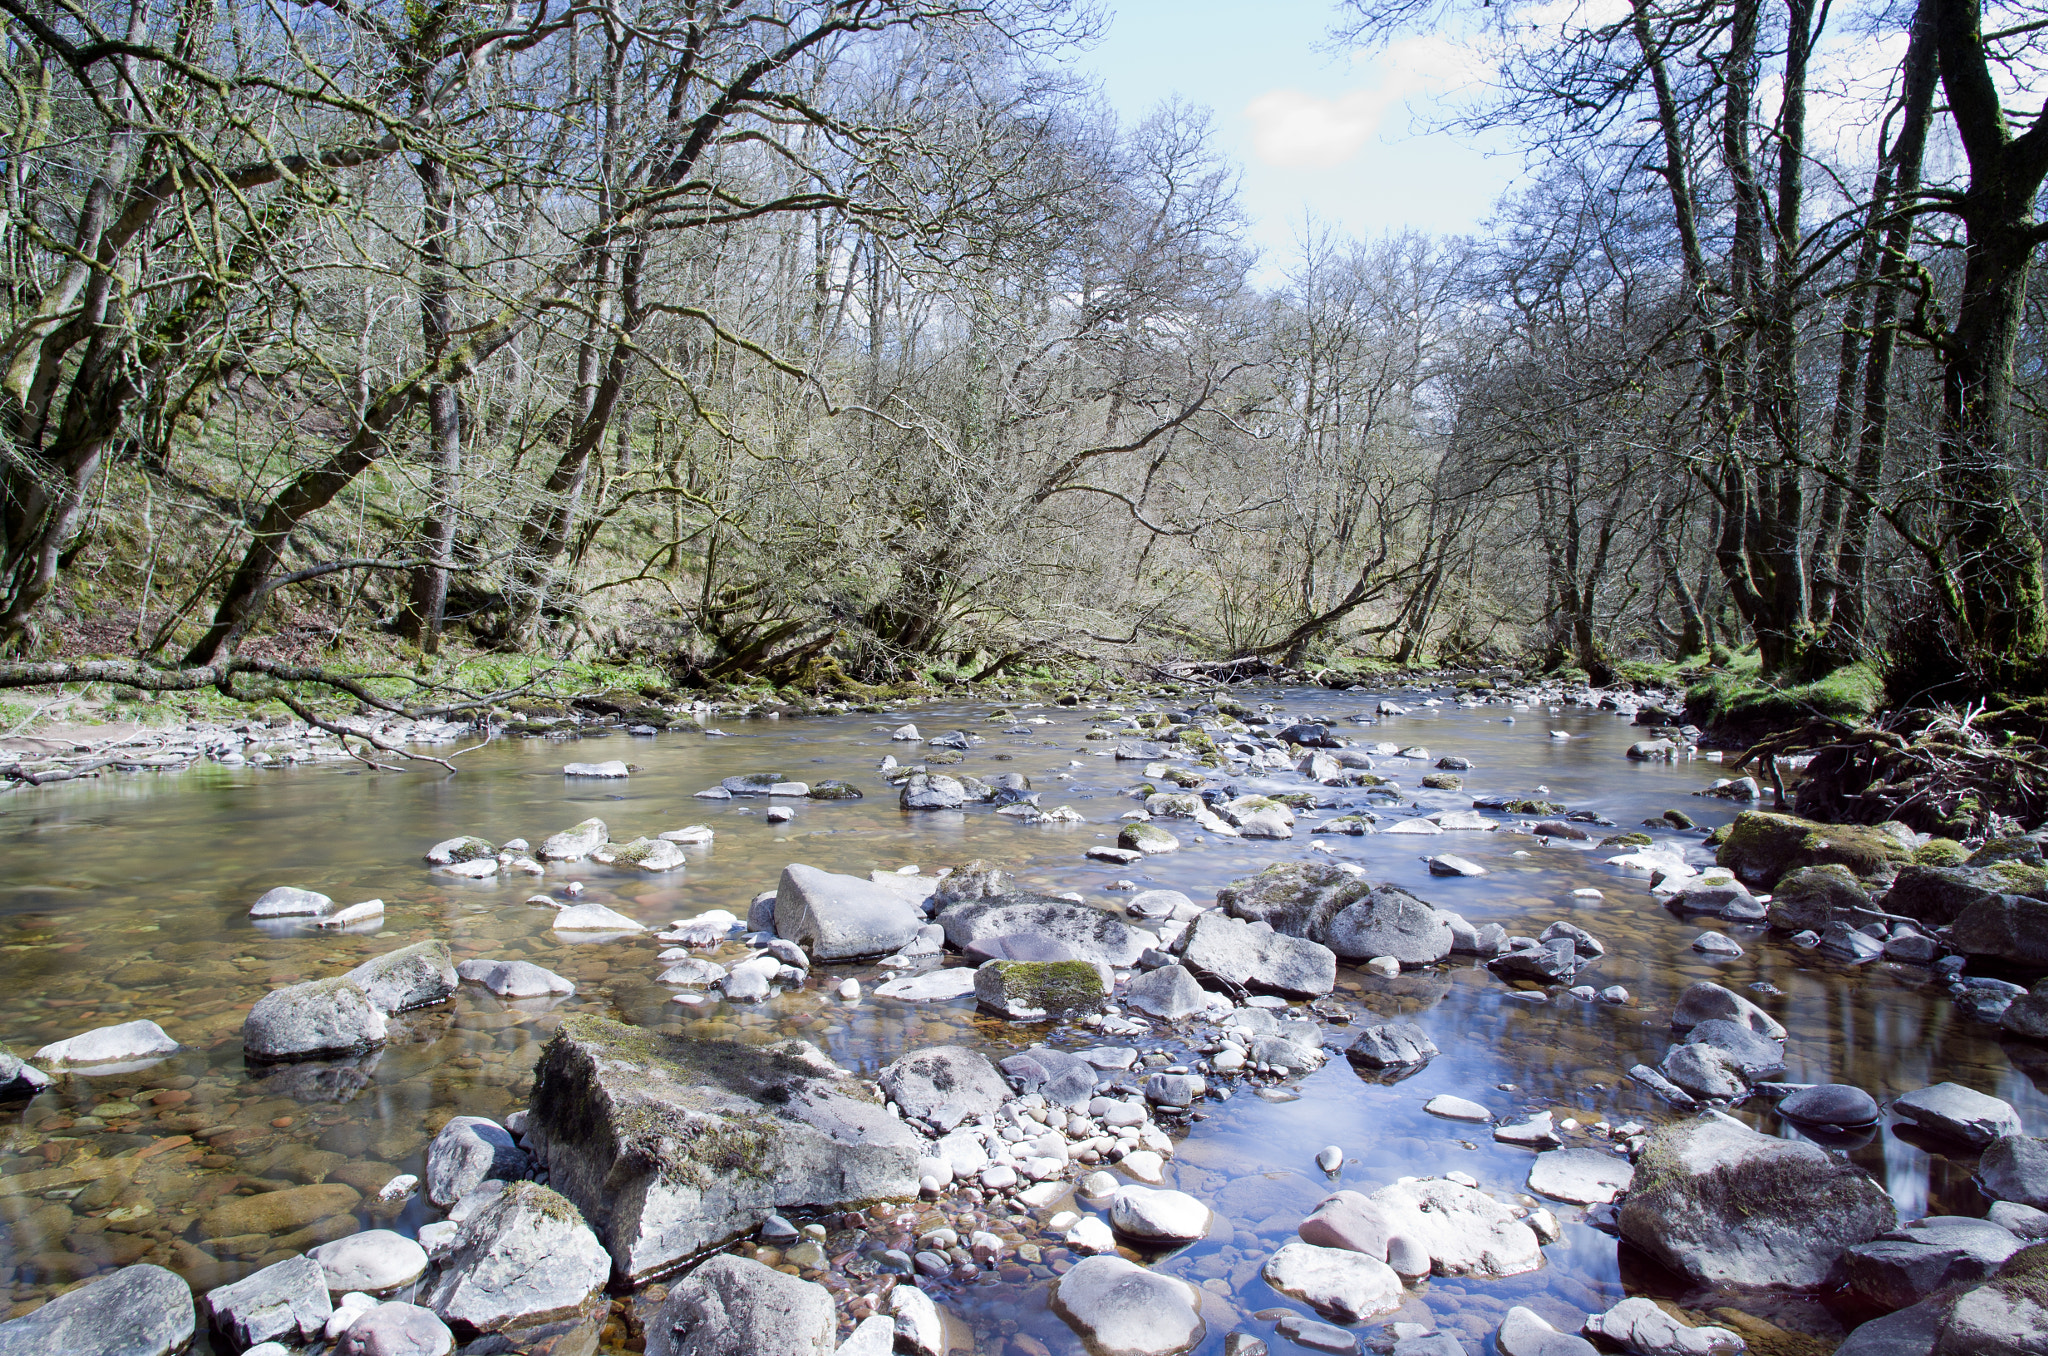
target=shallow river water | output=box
[1,685,2040,1355]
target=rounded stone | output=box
[1051,1254,1204,1356]
[1780,1083,1881,1127]
[1108,1186,1211,1243]
[310,1230,429,1293]
[334,1302,454,1356]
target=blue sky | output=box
[1068,0,1519,278]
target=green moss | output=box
[1717,810,1912,884]
[1994,1242,2048,1309]
[1685,661,1882,729]
[1915,838,1970,866]
[1503,798,1567,816]
[1601,832,1654,849]
[1985,859,2048,900]
[1971,836,2045,868]
[988,960,1105,1015]
[1421,773,1463,790]
[1164,768,1205,789]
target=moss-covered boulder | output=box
[1935,1242,2048,1356]
[1617,1115,1895,1289]
[524,1015,921,1283]
[973,960,1108,1020]
[1118,822,1180,855]
[1766,865,1871,932]
[1715,810,1914,888]
[1884,864,2014,928]
[1421,772,1463,790]
[1917,838,1970,866]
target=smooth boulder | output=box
[425,1116,531,1207]
[0,1263,194,1356]
[645,1254,837,1356]
[419,1181,608,1334]
[937,892,1148,967]
[1618,1114,1896,1287]
[1050,1255,1204,1356]
[1176,910,1336,997]
[1262,1241,1404,1322]
[879,1047,1010,1132]
[774,864,927,961]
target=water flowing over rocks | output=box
[524,1015,921,1282]
[1618,1114,1897,1287]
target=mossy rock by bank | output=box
[1683,661,1883,735]
[1716,810,1914,888]
[1601,832,1654,850]
[974,960,1107,1020]
[1916,838,1970,866]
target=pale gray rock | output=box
[243,977,388,1060]
[1831,1301,1947,1356]
[551,901,645,933]
[1262,1242,1404,1322]
[938,891,1148,967]
[0,1043,48,1100]
[1618,1114,1896,1287]
[1145,1071,1207,1108]
[775,864,927,962]
[311,1229,429,1293]
[334,1302,454,1356]
[1298,1191,1391,1260]
[251,886,334,918]
[593,837,687,871]
[420,1181,608,1334]
[1934,1258,2048,1356]
[1424,1095,1491,1122]
[1497,1307,1597,1356]
[1109,1186,1211,1242]
[835,1314,896,1356]
[1843,1216,2022,1311]
[1177,910,1336,997]
[563,760,629,778]
[1126,963,1211,1020]
[525,1016,920,1282]
[874,969,979,1003]
[346,940,457,1013]
[34,1019,178,1068]
[1659,1043,1749,1102]
[0,1263,194,1356]
[539,818,609,861]
[999,1047,1099,1107]
[645,1254,837,1356]
[206,1255,333,1350]
[1526,1148,1634,1205]
[1682,1019,1789,1081]
[899,773,967,810]
[879,1047,1009,1132]
[1051,1255,1205,1356]
[1669,981,1787,1040]
[1346,1021,1438,1068]
[1581,1297,1744,1356]
[1368,1177,1543,1277]
[426,1116,532,1208]
[1216,862,1451,963]
[426,836,495,866]
[1990,1201,2048,1239]
[1978,1135,2048,1209]
[1892,1082,2024,1146]
[891,1286,943,1356]
[456,959,574,999]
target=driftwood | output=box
[1731,705,2048,837]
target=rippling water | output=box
[1,686,2037,1353]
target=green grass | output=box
[1685,660,1883,728]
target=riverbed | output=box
[1,684,2037,1354]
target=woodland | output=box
[5,0,2048,714]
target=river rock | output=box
[1949,893,2048,967]
[1833,1300,1948,1356]
[645,1254,836,1356]
[1892,1082,2024,1146]
[1716,810,1913,886]
[1842,1216,2023,1311]
[420,1181,608,1334]
[775,864,927,961]
[34,1019,178,1068]
[455,959,574,999]
[244,977,388,1060]
[1120,822,1180,854]
[592,837,686,871]
[563,760,629,778]
[1298,1191,1391,1259]
[1217,862,1451,963]
[334,1302,454,1356]
[1669,981,1787,1040]
[1780,1083,1881,1127]
[426,1116,532,1207]
[1886,863,2013,927]
[1526,1148,1634,1205]
[1659,1043,1748,1101]
[251,886,334,918]
[1977,1135,2048,1208]
[1262,1242,1404,1322]
[1176,910,1336,996]
[1580,1297,1742,1356]
[523,1015,921,1282]
[551,902,645,933]
[347,940,457,1013]
[891,1286,943,1356]
[879,1047,1010,1131]
[1934,1248,2048,1355]
[1000,1047,1099,1106]
[1051,1255,1205,1356]
[1109,1186,1210,1242]
[900,773,967,810]
[1681,1018,1788,1081]
[1618,1114,1896,1287]
[311,1229,430,1294]
[872,969,978,1002]
[206,1255,333,1350]
[538,818,609,861]
[427,835,496,866]
[1497,1307,1596,1356]
[937,892,1147,967]
[1126,963,1211,1020]
[1424,1094,1491,1122]
[1368,1176,1542,1277]
[975,959,1108,1018]
[198,1182,361,1239]
[0,1262,195,1356]
[1346,1021,1438,1068]
[0,1044,47,1100]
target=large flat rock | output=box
[774,865,927,961]
[524,1015,922,1283]
[936,892,1147,967]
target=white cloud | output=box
[1245,35,1492,170]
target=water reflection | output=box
[0,688,2040,1353]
